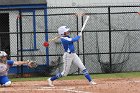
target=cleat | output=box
[48,78,54,87]
[89,81,97,85]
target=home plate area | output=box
[0,78,140,93]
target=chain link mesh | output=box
[1,6,140,77]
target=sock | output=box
[82,69,92,82]
[50,73,62,81]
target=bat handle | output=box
[48,36,60,42]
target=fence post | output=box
[19,10,23,76]
[108,6,112,73]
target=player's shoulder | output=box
[61,36,72,41]
[7,60,14,65]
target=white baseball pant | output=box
[61,52,86,76]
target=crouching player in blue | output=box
[0,51,33,87]
[48,26,96,86]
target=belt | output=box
[67,52,75,54]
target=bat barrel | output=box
[80,16,90,33]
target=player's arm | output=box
[13,61,29,66]
[13,60,38,68]
[71,35,81,42]
[62,36,81,43]
[7,60,29,66]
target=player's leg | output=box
[49,60,72,80]
[48,52,73,86]
[0,76,2,86]
[50,53,73,80]
[0,76,11,87]
[73,53,96,85]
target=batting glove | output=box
[78,32,82,36]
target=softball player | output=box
[48,26,96,86]
[0,51,33,87]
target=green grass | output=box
[11,72,140,82]
[93,72,140,78]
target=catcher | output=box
[0,51,37,87]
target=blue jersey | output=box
[60,35,81,53]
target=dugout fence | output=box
[0,6,140,77]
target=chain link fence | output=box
[1,6,140,77]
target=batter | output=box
[48,26,96,86]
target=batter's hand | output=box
[78,32,82,36]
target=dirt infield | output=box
[0,78,140,93]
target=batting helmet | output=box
[58,26,70,36]
[0,51,7,57]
